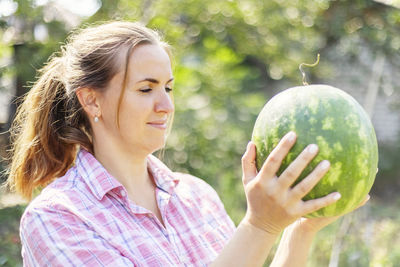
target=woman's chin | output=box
[147,141,166,155]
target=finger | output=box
[301,192,341,215]
[332,194,371,218]
[340,194,370,215]
[290,160,331,200]
[278,144,319,189]
[259,131,297,180]
[242,141,258,185]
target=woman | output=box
[7,21,367,266]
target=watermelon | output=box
[251,84,378,217]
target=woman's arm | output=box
[270,220,317,267]
[211,132,341,266]
[270,195,370,267]
[210,220,278,267]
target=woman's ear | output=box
[76,87,101,120]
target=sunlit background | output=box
[0,0,399,266]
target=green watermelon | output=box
[251,84,378,217]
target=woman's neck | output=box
[92,139,152,195]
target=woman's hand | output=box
[290,194,370,234]
[241,131,341,235]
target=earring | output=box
[94,116,99,123]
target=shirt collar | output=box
[147,154,180,195]
[75,149,179,200]
[76,149,124,200]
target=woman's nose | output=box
[155,90,174,114]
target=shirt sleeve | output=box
[20,204,136,267]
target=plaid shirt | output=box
[20,149,236,266]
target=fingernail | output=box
[320,160,330,170]
[247,141,252,150]
[333,192,341,200]
[287,131,296,142]
[307,144,318,154]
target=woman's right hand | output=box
[241,131,341,235]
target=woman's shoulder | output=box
[174,172,216,194]
[148,155,223,205]
[172,172,226,208]
[148,155,218,198]
[172,172,237,230]
[19,186,76,247]
[20,166,87,227]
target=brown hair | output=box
[7,21,172,199]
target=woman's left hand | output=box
[290,194,370,234]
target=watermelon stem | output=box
[299,53,320,86]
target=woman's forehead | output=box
[130,44,171,67]
[128,44,173,82]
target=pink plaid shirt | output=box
[20,149,236,266]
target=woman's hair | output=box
[7,21,172,199]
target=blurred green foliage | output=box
[0,205,25,267]
[0,0,69,92]
[264,199,400,266]
[1,0,400,266]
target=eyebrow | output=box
[136,77,174,84]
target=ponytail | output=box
[7,56,92,200]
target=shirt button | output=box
[120,190,126,197]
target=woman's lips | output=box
[147,121,167,129]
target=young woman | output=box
[7,21,368,266]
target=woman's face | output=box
[98,44,174,155]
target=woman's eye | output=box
[140,88,152,93]
[165,87,173,93]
